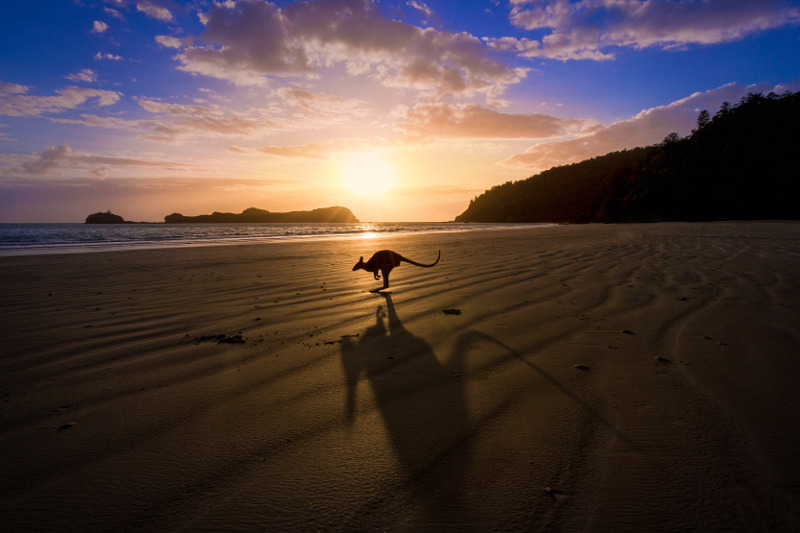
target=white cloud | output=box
[407,1,433,18]
[168,0,526,97]
[155,35,193,48]
[136,1,173,22]
[503,0,800,60]
[92,20,109,33]
[0,85,121,117]
[95,52,124,61]
[104,7,125,20]
[503,81,800,170]
[0,81,28,95]
[65,69,98,83]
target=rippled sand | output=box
[2,222,799,531]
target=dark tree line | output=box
[456,91,800,223]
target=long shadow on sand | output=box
[339,295,641,529]
[340,293,471,527]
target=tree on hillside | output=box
[456,90,800,223]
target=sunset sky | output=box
[2,0,800,222]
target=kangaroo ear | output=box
[359,256,363,262]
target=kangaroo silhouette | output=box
[352,250,440,292]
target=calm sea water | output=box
[0,222,550,256]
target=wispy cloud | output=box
[167,0,526,97]
[51,85,375,143]
[65,69,98,83]
[95,52,124,61]
[155,35,193,48]
[395,102,587,138]
[0,84,121,117]
[0,82,27,95]
[50,97,279,144]
[136,1,173,22]
[231,136,399,160]
[7,144,201,176]
[104,6,125,20]
[275,86,371,125]
[500,0,800,60]
[230,100,588,160]
[503,81,800,170]
[407,1,434,18]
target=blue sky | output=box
[2,0,799,222]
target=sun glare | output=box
[339,152,396,196]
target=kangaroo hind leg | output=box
[370,266,391,292]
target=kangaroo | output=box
[353,250,440,292]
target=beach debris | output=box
[218,334,246,344]
[544,486,562,497]
[324,334,360,345]
[196,333,246,344]
[574,364,590,371]
[442,308,462,315]
[57,422,77,433]
[703,335,729,346]
[655,356,672,364]
[622,329,635,335]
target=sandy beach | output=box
[1,222,799,531]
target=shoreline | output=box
[2,222,799,531]
[0,221,554,257]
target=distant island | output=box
[86,206,359,224]
[456,90,800,223]
[164,206,358,223]
[85,211,133,224]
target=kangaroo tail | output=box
[401,250,440,268]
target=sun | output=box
[339,152,396,196]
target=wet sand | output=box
[1,222,799,531]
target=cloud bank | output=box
[164,0,526,97]
[395,102,586,138]
[496,0,800,60]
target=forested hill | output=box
[163,206,358,223]
[456,91,800,223]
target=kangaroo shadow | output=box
[340,293,470,526]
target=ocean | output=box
[0,222,550,256]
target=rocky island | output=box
[85,211,131,224]
[85,206,359,224]
[164,206,358,223]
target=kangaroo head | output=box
[352,256,364,271]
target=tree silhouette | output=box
[456,91,800,223]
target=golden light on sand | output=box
[339,152,396,197]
